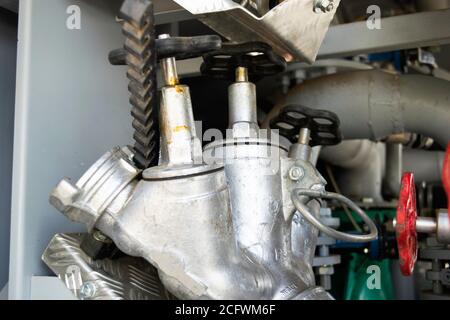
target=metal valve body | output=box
[46,66,334,300]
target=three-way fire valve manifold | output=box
[44,29,379,300]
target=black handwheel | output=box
[109,35,223,65]
[200,42,287,81]
[270,104,343,146]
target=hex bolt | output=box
[289,166,304,181]
[79,282,96,299]
[93,230,111,243]
[314,0,334,13]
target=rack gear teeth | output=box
[120,0,159,169]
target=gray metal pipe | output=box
[319,140,376,169]
[318,140,386,202]
[403,148,445,182]
[318,139,444,201]
[416,0,450,11]
[321,140,444,183]
[264,70,450,147]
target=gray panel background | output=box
[9,0,132,299]
[0,9,17,291]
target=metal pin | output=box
[416,217,437,234]
[236,67,249,82]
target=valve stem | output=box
[235,66,249,82]
[159,34,179,86]
[298,128,311,145]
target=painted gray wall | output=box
[0,9,17,291]
[9,0,132,299]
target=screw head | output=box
[289,166,304,181]
[93,230,111,243]
[80,282,96,299]
[269,199,280,214]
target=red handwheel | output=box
[443,144,450,218]
[395,172,418,276]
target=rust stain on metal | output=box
[173,125,189,133]
[168,77,179,86]
[161,111,173,144]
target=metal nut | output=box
[314,0,334,13]
[93,230,111,243]
[79,282,96,299]
[317,266,335,275]
[49,179,80,213]
[289,166,304,181]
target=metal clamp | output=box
[291,189,378,242]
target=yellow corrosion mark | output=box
[235,67,248,82]
[173,125,189,133]
[167,76,179,86]
[175,85,184,93]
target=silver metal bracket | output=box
[42,233,169,300]
[172,0,340,62]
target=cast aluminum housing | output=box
[45,71,334,300]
